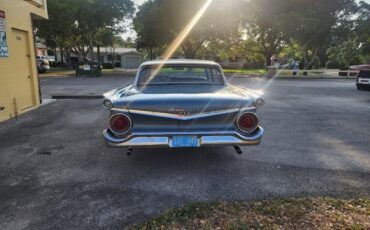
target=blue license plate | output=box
[171,136,199,148]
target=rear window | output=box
[138,65,224,86]
[358,70,370,78]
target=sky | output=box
[134,0,146,4]
[120,0,145,39]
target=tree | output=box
[71,0,135,61]
[35,0,135,63]
[95,29,115,62]
[327,1,370,67]
[134,0,244,59]
[133,0,169,59]
[34,0,79,64]
[327,38,363,67]
[120,37,136,48]
[241,0,286,67]
[277,0,357,69]
[356,1,370,61]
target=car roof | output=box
[140,59,220,67]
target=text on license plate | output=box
[171,136,199,148]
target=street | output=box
[1,76,370,229]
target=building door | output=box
[124,56,141,69]
[12,29,35,111]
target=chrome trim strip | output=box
[110,107,255,120]
[111,108,129,113]
[103,127,263,147]
[128,108,241,120]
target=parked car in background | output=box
[356,70,370,91]
[36,55,50,73]
[37,59,49,74]
[102,59,265,155]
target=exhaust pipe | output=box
[234,146,243,155]
[127,147,134,156]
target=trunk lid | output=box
[114,84,255,132]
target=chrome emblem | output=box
[168,108,191,117]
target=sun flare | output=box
[145,0,214,85]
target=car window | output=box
[358,70,370,78]
[138,66,224,86]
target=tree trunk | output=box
[60,46,64,65]
[303,48,318,70]
[97,46,101,63]
[89,33,94,62]
[112,47,115,65]
[54,47,58,62]
[303,49,309,70]
[65,51,71,68]
[182,43,197,59]
[149,47,154,60]
[265,55,271,67]
[307,49,318,69]
[183,48,195,59]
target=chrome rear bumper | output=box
[103,127,264,148]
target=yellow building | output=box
[0,0,48,122]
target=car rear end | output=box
[356,70,370,91]
[103,112,264,148]
[103,95,264,149]
[102,60,265,149]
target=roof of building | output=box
[93,47,139,54]
[141,59,220,67]
[35,43,47,49]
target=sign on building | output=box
[0,10,9,58]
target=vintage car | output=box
[102,59,265,154]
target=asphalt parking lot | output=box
[1,76,370,229]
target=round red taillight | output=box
[109,114,132,135]
[237,113,259,133]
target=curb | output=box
[225,74,356,80]
[51,95,104,99]
[40,74,135,78]
[271,76,357,80]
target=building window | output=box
[116,54,121,61]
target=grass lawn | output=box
[131,197,370,229]
[223,68,267,75]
